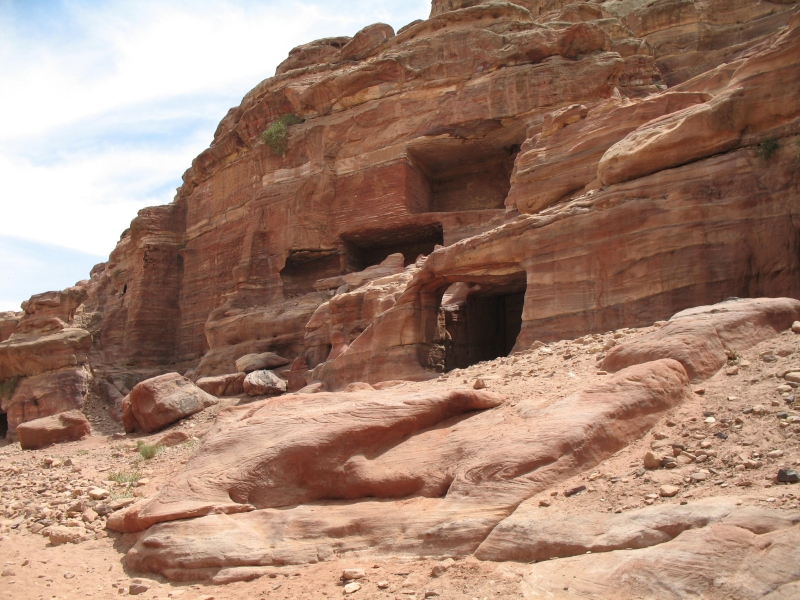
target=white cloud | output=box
[0,0,429,243]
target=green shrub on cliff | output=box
[0,377,19,403]
[262,114,303,156]
[757,137,779,160]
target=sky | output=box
[0,0,430,312]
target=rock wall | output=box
[2,0,799,427]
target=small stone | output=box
[473,379,486,390]
[791,321,800,334]
[81,508,97,523]
[564,485,586,497]
[659,485,680,498]
[538,499,551,507]
[691,472,707,482]
[1,569,15,577]
[129,581,151,595]
[768,450,784,458]
[63,572,75,579]
[715,432,728,440]
[643,451,661,470]
[344,582,361,594]
[425,591,440,598]
[777,469,800,483]
[430,558,455,578]
[694,387,705,395]
[377,581,389,589]
[785,372,800,384]
[87,488,109,500]
[726,366,739,376]
[342,569,366,581]
[704,417,716,424]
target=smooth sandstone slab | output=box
[118,359,690,579]
[475,497,792,562]
[522,507,800,599]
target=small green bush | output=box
[108,470,143,484]
[0,377,19,403]
[757,137,779,160]
[137,443,163,460]
[262,114,303,156]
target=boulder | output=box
[17,410,91,450]
[2,367,89,436]
[196,372,246,397]
[234,353,291,374]
[121,373,218,434]
[242,370,287,397]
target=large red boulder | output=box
[17,410,90,450]
[121,373,218,434]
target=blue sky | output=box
[0,0,430,311]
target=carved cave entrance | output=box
[280,250,342,296]
[406,125,523,213]
[342,222,444,271]
[438,272,527,371]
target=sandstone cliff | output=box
[1,0,799,423]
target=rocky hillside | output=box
[1,0,800,598]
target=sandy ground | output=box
[1,324,798,599]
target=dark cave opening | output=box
[406,129,523,213]
[0,412,7,439]
[342,222,444,271]
[440,277,526,371]
[280,250,343,296]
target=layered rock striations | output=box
[2,0,800,593]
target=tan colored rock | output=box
[16,410,90,450]
[344,382,374,392]
[234,352,291,374]
[121,373,218,434]
[156,430,191,447]
[242,370,287,397]
[659,484,680,498]
[643,451,661,470]
[195,372,246,397]
[48,525,87,546]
